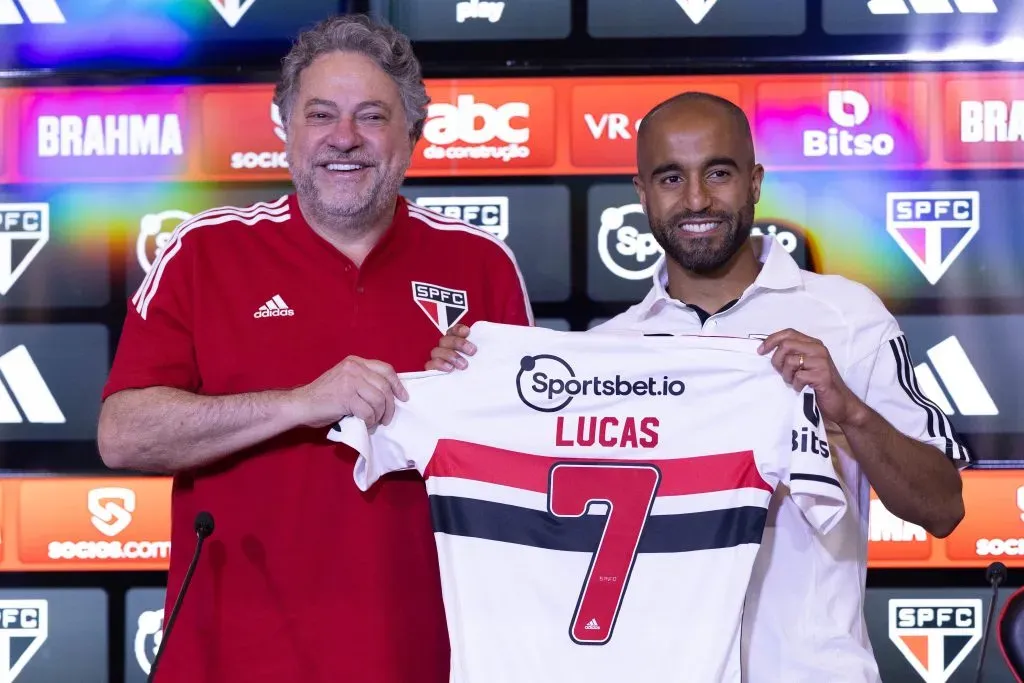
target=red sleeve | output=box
[489,241,534,327]
[102,232,201,400]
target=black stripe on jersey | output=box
[889,335,970,463]
[790,473,843,488]
[429,496,767,553]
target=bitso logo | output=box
[422,94,530,163]
[0,601,47,682]
[804,90,895,158]
[138,210,191,274]
[597,204,662,281]
[412,281,469,334]
[886,192,979,285]
[889,599,982,683]
[793,393,830,458]
[516,354,685,413]
[0,203,49,296]
[134,609,163,675]
[88,487,135,537]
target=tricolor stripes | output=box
[889,334,971,463]
[132,196,291,320]
[424,439,774,555]
[405,202,534,326]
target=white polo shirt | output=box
[592,237,970,683]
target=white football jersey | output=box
[329,322,848,683]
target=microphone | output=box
[974,561,1007,683]
[147,511,215,683]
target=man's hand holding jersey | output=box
[292,356,409,428]
[757,328,869,428]
[426,324,476,372]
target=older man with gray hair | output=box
[98,13,531,683]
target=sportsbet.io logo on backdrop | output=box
[516,354,686,412]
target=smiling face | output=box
[633,97,764,274]
[285,50,414,227]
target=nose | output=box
[326,116,362,152]
[682,178,712,213]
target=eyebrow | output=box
[649,157,741,177]
[303,98,392,112]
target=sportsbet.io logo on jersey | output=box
[516,353,685,449]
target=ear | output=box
[632,175,647,209]
[750,163,765,204]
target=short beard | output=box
[650,199,756,274]
[290,162,407,235]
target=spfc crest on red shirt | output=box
[412,281,469,334]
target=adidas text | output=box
[254,308,294,319]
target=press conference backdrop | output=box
[1,0,1024,681]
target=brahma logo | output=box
[516,353,685,413]
[889,599,982,683]
[422,94,530,163]
[961,99,1024,143]
[804,90,895,157]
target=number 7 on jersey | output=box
[548,462,661,645]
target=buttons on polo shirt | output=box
[356,286,364,294]
[705,319,718,332]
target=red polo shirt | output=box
[103,194,532,683]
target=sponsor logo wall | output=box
[1,73,1024,183]
[2,72,1024,575]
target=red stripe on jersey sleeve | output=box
[425,439,771,495]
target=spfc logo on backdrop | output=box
[0,600,48,682]
[412,281,469,334]
[888,598,982,683]
[0,204,49,296]
[886,192,979,285]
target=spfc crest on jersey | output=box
[412,281,469,334]
[0,204,49,296]
[888,598,982,683]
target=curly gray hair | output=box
[273,14,430,142]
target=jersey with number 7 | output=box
[329,322,848,683]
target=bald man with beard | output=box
[427,92,968,682]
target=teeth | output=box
[326,163,363,171]
[680,222,718,233]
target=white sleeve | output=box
[854,328,971,468]
[326,371,443,491]
[780,388,848,535]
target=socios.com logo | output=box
[516,354,686,412]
